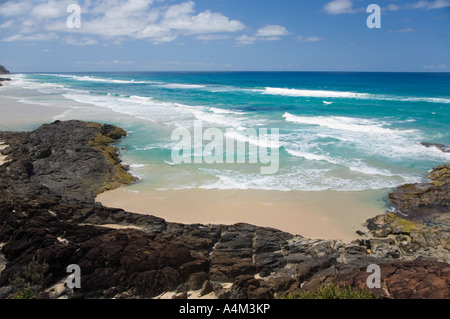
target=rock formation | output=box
[0,65,10,74]
[0,120,448,299]
[0,65,10,86]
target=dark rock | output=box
[0,286,12,299]
[388,164,450,219]
[365,164,450,262]
[0,65,10,74]
[199,280,214,296]
[335,260,450,299]
[172,292,188,299]
[176,271,207,292]
[421,142,450,153]
[229,275,273,299]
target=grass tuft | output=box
[278,284,379,300]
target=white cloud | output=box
[0,0,245,44]
[74,60,135,65]
[0,20,14,29]
[62,36,98,46]
[389,27,415,33]
[296,35,323,42]
[31,1,68,20]
[0,1,31,17]
[412,1,430,9]
[158,1,244,35]
[236,25,289,45]
[236,34,258,45]
[387,4,401,11]
[411,0,450,9]
[388,0,450,11]
[256,25,288,37]
[428,0,450,8]
[3,32,58,42]
[423,64,449,69]
[195,34,231,41]
[324,0,355,14]
[389,28,416,33]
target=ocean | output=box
[2,71,450,194]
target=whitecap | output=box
[263,87,371,99]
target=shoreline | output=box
[96,187,389,243]
[0,94,70,130]
[0,119,448,299]
[0,78,433,244]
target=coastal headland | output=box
[0,120,448,299]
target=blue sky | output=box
[0,0,449,72]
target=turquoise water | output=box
[4,72,450,191]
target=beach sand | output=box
[97,187,389,243]
[0,95,70,130]
[0,142,9,165]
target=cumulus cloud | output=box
[236,25,289,45]
[0,1,32,17]
[324,0,355,14]
[31,0,68,20]
[0,0,245,44]
[255,25,289,38]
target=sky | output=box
[0,0,449,72]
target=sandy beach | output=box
[0,95,70,130]
[0,142,9,165]
[96,187,389,243]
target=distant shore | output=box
[0,75,70,130]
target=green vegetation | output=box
[88,128,136,194]
[278,284,379,300]
[9,258,50,299]
[385,212,417,233]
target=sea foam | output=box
[263,87,371,98]
[282,112,412,134]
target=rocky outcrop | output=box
[361,164,450,263]
[335,260,450,299]
[0,65,10,74]
[0,66,10,86]
[388,164,449,217]
[421,142,450,153]
[0,78,10,86]
[0,121,448,299]
[0,120,136,204]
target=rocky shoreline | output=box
[0,120,448,299]
[0,65,11,86]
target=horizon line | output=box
[14,70,450,74]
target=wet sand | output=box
[0,95,69,130]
